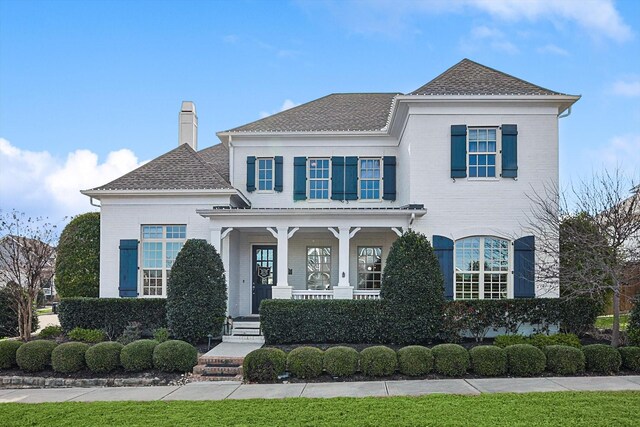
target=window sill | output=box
[467,177,499,182]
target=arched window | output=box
[455,236,509,300]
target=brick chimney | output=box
[179,101,198,150]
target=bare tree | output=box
[0,211,57,341]
[527,169,640,347]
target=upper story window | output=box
[468,128,497,178]
[308,158,330,200]
[359,159,381,200]
[357,246,382,289]
[454,236,509,300]
[257,158,273,191]
[141,225,186,297]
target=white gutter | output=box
[80,188,240,198]
[196,208,427,217]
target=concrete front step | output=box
[198,356,245,366]
[190,373,243,382]
[232,328,262,336]
[222,335,265,344]
[193,364,242,376]
[233,321,261,329]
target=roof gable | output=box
[409,58,565,96]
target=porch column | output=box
[268,226,297,299]
[329,227,360,299]
[210,227,222,252]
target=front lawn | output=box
[1,391,639,426]
[596,314,629,331]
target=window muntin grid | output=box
[257,158,274,191]
[357,246,382,289]
[468,128,497,178]
[140,225,186,296]
[308,158,330,199]
[455,236,509,300]
[359,159,381,200]
[307,247,331,290]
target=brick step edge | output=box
[198,357,244,366]
[193,365,242,376]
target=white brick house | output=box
[83,59,579,320]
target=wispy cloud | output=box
[259,99,299,119]
[610,79,640,97]
[587,134,640,177]
[0,138,145,220]
[536,44,569,56]
[222,34,239,43]
[461,25,519,54]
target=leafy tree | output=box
[166,239,227,343]
[380,230,445,342]
[55,212,100,297]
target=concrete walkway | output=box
[1,376,639,403]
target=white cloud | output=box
[222,34,239,43]
[536,44,569,56]
[588,134,640,176]
[461,25,519,54]
[259,99,299,119]
[0,138,145,220]
[610,79,640,97]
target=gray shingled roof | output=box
[409,58,565,96]
[90,144,232,191]
[225,93,399,133]
[198,143,230,182]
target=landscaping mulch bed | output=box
[0,368,183,383]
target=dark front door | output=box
[252,245,277,314]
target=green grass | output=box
[1,392,639,426]
[36,307,52,315]
[595,314,629,330]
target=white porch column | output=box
[210,227,222,252]
[267,226,297,299]
[329,226,360,299]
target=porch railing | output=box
[292,290,334,300]
[352,290,381,300]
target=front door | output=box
[252,245,277,314]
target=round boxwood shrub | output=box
[397,346,433,376]
[287,346,324,379]
[0,340,23,369]
[323,346,359,377]
[505,344,546,377]
[243,348,287,382]
[153,340,197,373]
[121,339,158,372]
[618,347,640,372]
[360,346,397,377]
[16,340,58,372]
[544,345,585,375]
[582,344,621,374]
[432,344,469,376]
[469,346,506,377]
[51,342,89,373]
[85,342,123,373]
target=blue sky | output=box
[1,0,639,221]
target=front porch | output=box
[197,206,426,318]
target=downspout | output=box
[228,135,234,187]
[89,197,101,208]
[558,106,572,119]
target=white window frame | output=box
[454,236,512,300]
[139,225,186,297]
[467,127,500,181]
[306,246,332,290]
[256,157,274,193]
[358,158,383,201]
[357,246,383,289]
[307,158,331,200]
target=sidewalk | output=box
[1,376,639,403]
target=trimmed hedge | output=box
[397,346,433,376]
[323,346,359,377]
[68,327,105,343]
[16,340,58,372]
[0,340,23,369]
[85,342,123,373]
[544,345,585,375]
[243,348,287,382]
[432,344,469,376]
[38,325,63,339]
[494,334,581,349]
[287,347,324,379]
[360,346,397,377]
[618,347,640,372]
[51,342,89,373]
[469,346,506,376]
[582,344,621,374]
[629,296,640,346]
[152,340,198,373]
[505,344,546,377]
[121,339,158,372]
[59,298,166,338]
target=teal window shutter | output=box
[274,156,283,192]
[246,156,256,192]
[293,157,307,200]
[451,125,467,178]
[432,235,454,300]
[344,156,358,200]
[331,156,345,200]
[514,235,535,298]
[501,124,518,178]
[119,239,138,298]
[382,156,396,201]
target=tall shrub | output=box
[55,212,100,297]
[628,295,640,346]
[166,239,227,343]
[380,230,445,342]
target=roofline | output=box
[196,206,427,217]
[80,188,239,198]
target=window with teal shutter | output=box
[246,156,256,192]
[293,157,307,200]
[451,125,467,178]
[119,239,139,298]
[274,156,283,192]
[433,235,454,300]
[501,124,518,178]
[331,156,345,200]
[344,157,358,200]
[382,156,396,200]
[514,235,535,298]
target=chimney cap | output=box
[181,101,196,114]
